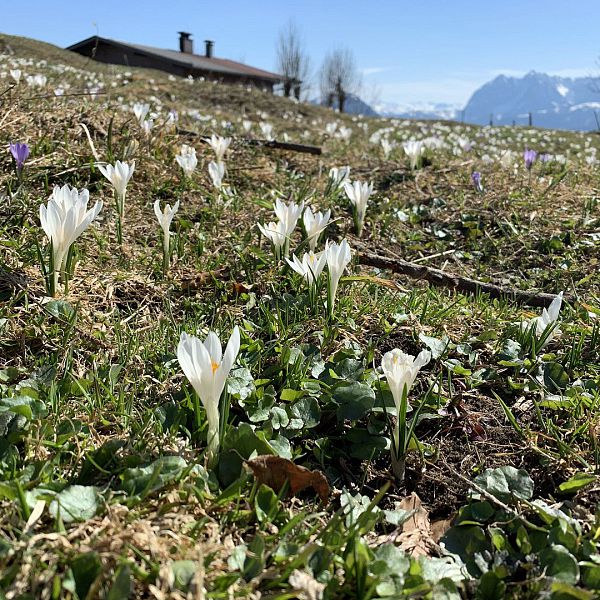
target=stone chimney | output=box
[204,40,214,58]
[178,32,193,54]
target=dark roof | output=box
[67,36,282,82]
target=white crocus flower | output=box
[177,327,240,460]
[154,199,179,238]
[455,136,473,153]
[258,220,287,259]
[10,69,21,84]
[381,347,431,481]
[141,119,153,137]
[522,292,564,345]
[260,122,274,140]
[286,250,327,286]
[303,207,331,250]
[97,160,135,204]
[179,143,195,156]
[403,140,425,170]
[27,74,47,87]
[337,126,352,142]
[206,134,232,162]
[208,160,225,190]
[273,199,304,257]
[328,166,351,189]
[165,111,178,130]
[344,180,373,237]
[381,138,395,158]
[176,148,198,178]
[40,185,102,294]
[500,150,517,169]
[97,160,135,243]
[242,120,253,133]
[274,198,304,236]
[325,239,352,316]
[154,199,180,273]
[381,349,431,412]
[132,102,150,124]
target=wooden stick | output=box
[243,138,322,155]
[357,249,565,308]
[0,83,16,98]
[21,90,107,101]
[176,128,322,155]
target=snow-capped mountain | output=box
[313,72,600,130]
[375,101,460,121]
[463,71,600,130]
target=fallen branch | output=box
[0,83,16,98]
[22,90,107,101]
[243,138,322,155]
[176,128,321,155]
[358,249,565,308]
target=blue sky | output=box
[4,0,600,107]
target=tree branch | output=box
[176,128,322,155]
[243,138,322,155]
[357,249,566,307]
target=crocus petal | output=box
[214,325,240,397]
[204,331,223,366]
[548,292,563,322]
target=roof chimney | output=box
[204,40,214,58]
[178,32,193,54]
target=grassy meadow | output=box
[1,33,600,599]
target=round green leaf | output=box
[539,545,579,584]
[334,382,375,421]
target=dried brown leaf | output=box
[245,455,330,504]
[431,517,454,543]
[397,492,437,557]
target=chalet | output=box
[67,32,282,92]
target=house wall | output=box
[71,41,274,92]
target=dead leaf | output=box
[513,396,534,414]
[431,517,454,543]
[244,455,330,504]
[180,267,230,291]
[231,281,253,295]
[288,569,325,600]
[396,492,437,557]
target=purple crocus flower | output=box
[523,149,537,170]
[9,142,30,173]
[539,153,551,163]
[471,171,483,192]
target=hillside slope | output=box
[1,33,600,599]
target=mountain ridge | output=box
[462,71,600,130]
[366,71,600,131]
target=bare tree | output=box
[276,21,310,99]
[319,48,360,113]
